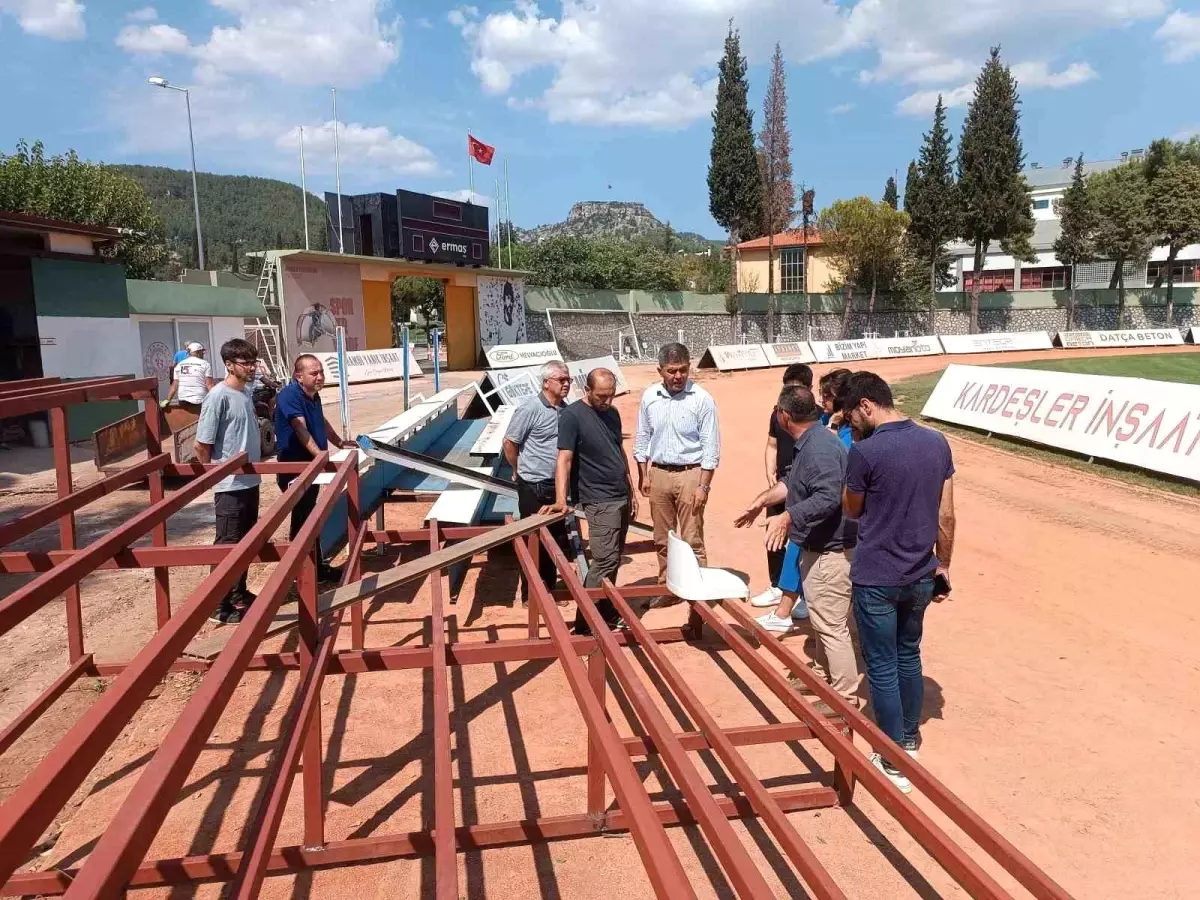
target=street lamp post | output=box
[148,76,206,271]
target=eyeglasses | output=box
[230,359,256,368]
[549,376,571,383]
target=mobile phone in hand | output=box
[932,572,952,598]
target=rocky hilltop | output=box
[518,201,719,250]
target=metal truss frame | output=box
[0,375,1074,899]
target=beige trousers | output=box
[648,465,706,582]
[801,548,860,705]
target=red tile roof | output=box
[736,229,823,250]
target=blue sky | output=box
[2,0,1199,240]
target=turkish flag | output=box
[468,134,495,165]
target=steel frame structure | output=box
[0,374,1074,899]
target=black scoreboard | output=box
[324,189,489,266]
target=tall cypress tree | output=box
[957,48,1034,333]
[882,176,899,209]
[757,42,795,341]
[709,22,763,297]
[907,95,959,332]
[1052,155,1097,330]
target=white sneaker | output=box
[755,611,798,634]
[870,752,913,794]
[750,586,783,608]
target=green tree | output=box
[708,23,763,292]
[391,276,444,341]
[0,140,168,278]
[756,41,795,340]
[1144,143,1200,323]
[1052,154,1097,330]
[1089,164,1153,327]
[956,48,1035,332]
[818,197,876,338]
[905,95,959,331]
[882,176,899,209]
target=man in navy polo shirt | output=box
[275,354,353,583]
[840,371,956,795]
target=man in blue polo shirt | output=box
[275,353,353,583]
[840,371,956,795]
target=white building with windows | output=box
[947,155,1200,291]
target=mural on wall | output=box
[280,261,366,353]
[477,276,527,348]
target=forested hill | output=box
[113,165,328,272]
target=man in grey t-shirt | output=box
[502,360,572,598]
[195,338,262,624]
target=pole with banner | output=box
[431,327,441,393]
[468,133,495,205]
[333,88,344,253]
[335,326,351,437]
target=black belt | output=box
[651,462,700,472]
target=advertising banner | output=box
[478,276,528,348]
[1055,328,1184,349]
[922,364,1200,481]
[938,331,1054,354]
[697,344,771,371]
[762,342,817,366]
[484,341,562,369]
[487,355,628,407]
[281,260,367,354]
[809,339,875,363]
[871,335,944,359]
[317,347,423,386]
[568,355,629,396]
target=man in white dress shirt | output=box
[634,342,721,586]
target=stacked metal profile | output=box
[0,374,1073,899]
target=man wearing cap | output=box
[163,342,216,414]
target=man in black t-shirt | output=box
[541,368,638,634]
[751,363,813,611]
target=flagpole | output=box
[299,125,310,251]
[332,88,344,253]
[495,177,502,269]
[504,156,513,269]
[468,132,474,199]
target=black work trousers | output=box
[214,486,260,605]
[517,477,571,600]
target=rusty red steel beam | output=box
[62,454,352,898]
[0,375,125,402]
[720,600,1075,900]
[0,454,170,548]
[602,583,846,900]
[511,536,697,900]
[0,452,249,637]
[0,377,157,419]
[345,458,366,649]
[0,655,93,757]
[693,601,1016,900]
[541,533,774,899]
[48,406,84,662]
[0,543,292,574]
[143,386,171,628]
[0,785,839,896]
[0,376,64,396]
[427,520,459,900]
[231,610,344,900]
[165,461,331,478]
[0,453,329,885]
[366,527,495,543]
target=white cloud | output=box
[452,0,846,129]
[434,188,493,206]
[117,23,189,55]
[828,102,855,115]
[417,17,433,29]
[1010,60,1098,88]
[897,83,975,117]
[278,121,442,178]
[453,0,1157,129]
[114,0,399,86]
[126,6,157,21]
[1156,10,1200,62]
[0,0,85,39]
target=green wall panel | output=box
[31,258,129,318]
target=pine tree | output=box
[882,176,898,209]
[708,23,764,296]
[1051,155,1097,330]
[756,42,795,341]
[957,48,1035,333]
[906,95,959,333]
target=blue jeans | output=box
[852,578,934,746]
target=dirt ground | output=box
[2,347,1199,899]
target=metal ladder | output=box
[249,255,285,378]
